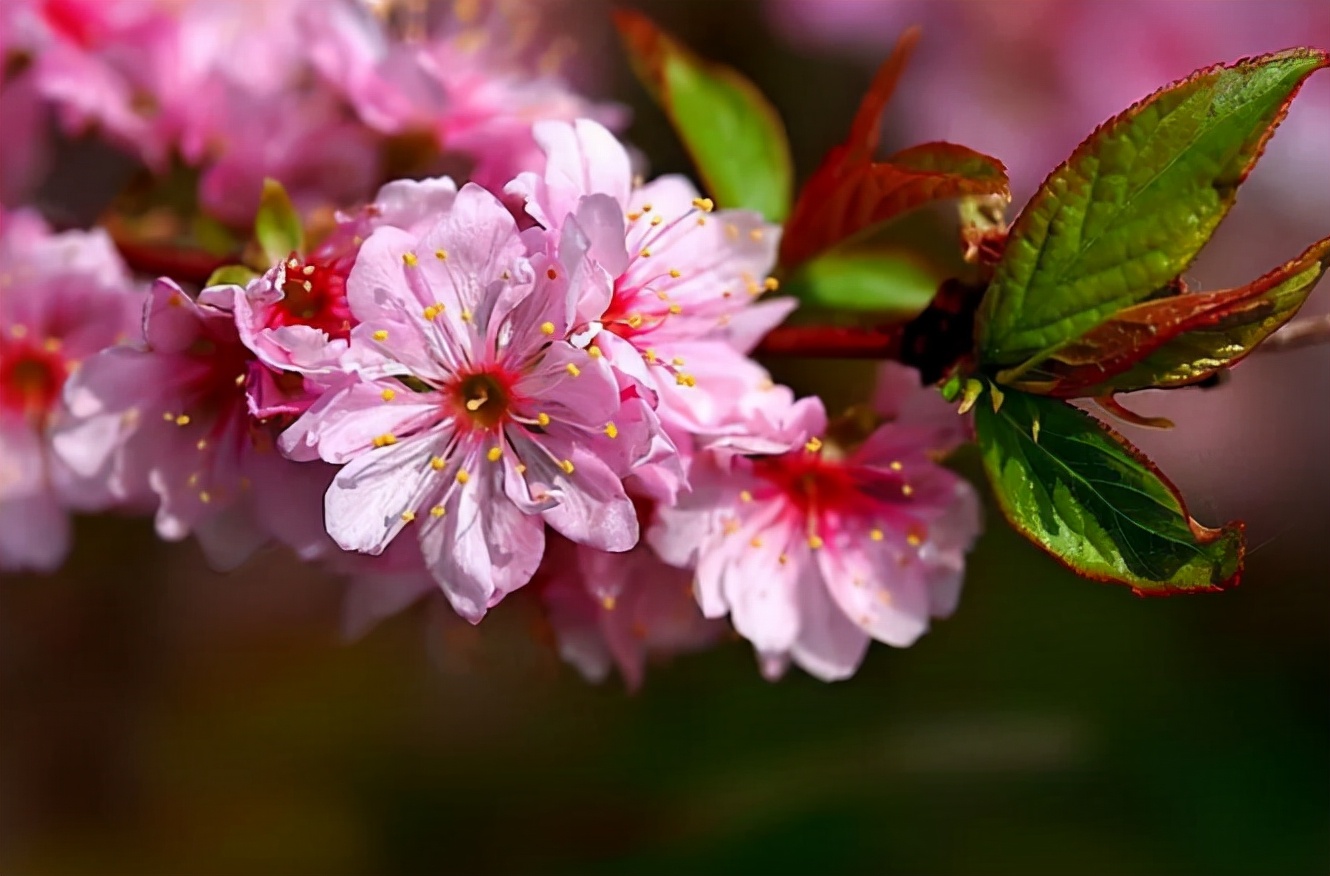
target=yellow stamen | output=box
[430,456,446,471]
[380,388,396,402]
[402,252,419,266]
[668,304,683,315]
[372,329,389,341]
[536,412,551,427]
[604,422,618,439]
[739,490,753,503]
[540,321,555,335]
[456,469,470,484]
[669,268,681,279]
[805,437,824,453]
[435,249,448,260]
[565,362,581,377]
[588,346,602,358]
[808,535,824,550]
[559,459,575,474]
[487,446,502,462]
[870,529,884,541]
[174,414,191,426]
[692,197,714,212]
[400,510,416,522]
[373,433,397,447]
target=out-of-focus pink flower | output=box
[539,528,728,691]
[280,183,662,622]
[651,364,980,682]
[507,119,798,444]
[0,209,142,570]
[54,279,334,569]
[766,0,1330,218]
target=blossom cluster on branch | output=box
[3,0,1325,688]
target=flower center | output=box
[268,257,353,339]
[0,342,65,418]
[450,370,513,431]
[754,448,868,522]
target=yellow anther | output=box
[565,362,581,377]
[626,313,644,329]
[423,304,443,320]
[725,224,739,241]
[487,446,503,462]
[196,439,208,451]
[907,532,923,547]
[889,460,903,471]
[381,388,396,402]
[749,228,765,242]
[456,469,470,484]
[430,456,446,471]
[536,412,551,427]
[402,252,419,266]
[643,348,657,363]
[435,249,448,261]
[373,433,397,447]
[559,459,575,474]
[604,422,618,439]
[460,309,473,323]
[400,510,416,522]
[199,491,212,504]
[692,197,714,212]
[639,247,652,258]
[163,412,175,421]
[540,321,555,335]
[870,529,884,542]
[902,484,915,497]
[516,464,527,474]
[668,304,683,315]
[641,203,653,212]
[43,337,61,352]
[372,329,389,341]
[805,437,824,453]
[749,536,763,548]
[431,505,446,518]
[669,268,681,279]
[626,211,642,221]
[174,414,191,426]
[588,346,602,358]
[601,594,617,610]
[739,490,753,503]
[650,215,663,226]
[671,356,686,366]
[808,535,825,550]
[697,217,707,226]
[778,554,789,566]
[764,277,780,291]
[722,519,741,535]
[674,372,696,387]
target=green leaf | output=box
[974,389,1244,593]
[255,178,304,265]
[614,9,793,221]
[204,264,259,288]
[785,250,937,314]
[1000,236,1330,396]
[977,48,1329,369]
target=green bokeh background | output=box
[2,2,1327,873]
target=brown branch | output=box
[753,325,905,359]
[1259,314,1330,353]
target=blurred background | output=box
[2,1,1328,873]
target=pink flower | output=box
[650,364,980,681]
[280,183,661,622]
[227,177,462,415]
[507,119,798,438]
[538,519,728,691]
[0,209,142,570]
[55,278,333,569]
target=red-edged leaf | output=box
[998,235,1330,396]
[779,29,1009,269]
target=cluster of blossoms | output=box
[0,0,616,221]
[1,1,983,687]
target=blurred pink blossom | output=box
[0,208,143,570]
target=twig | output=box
[753,325,904,359]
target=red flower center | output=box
[266,257,353,340]
[0,340,66,418]
[448,369,517,432]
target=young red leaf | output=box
[999,235,1330,396]
[613,9,793,221]
[977,48,1330,368]
[779,30,1009,270]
